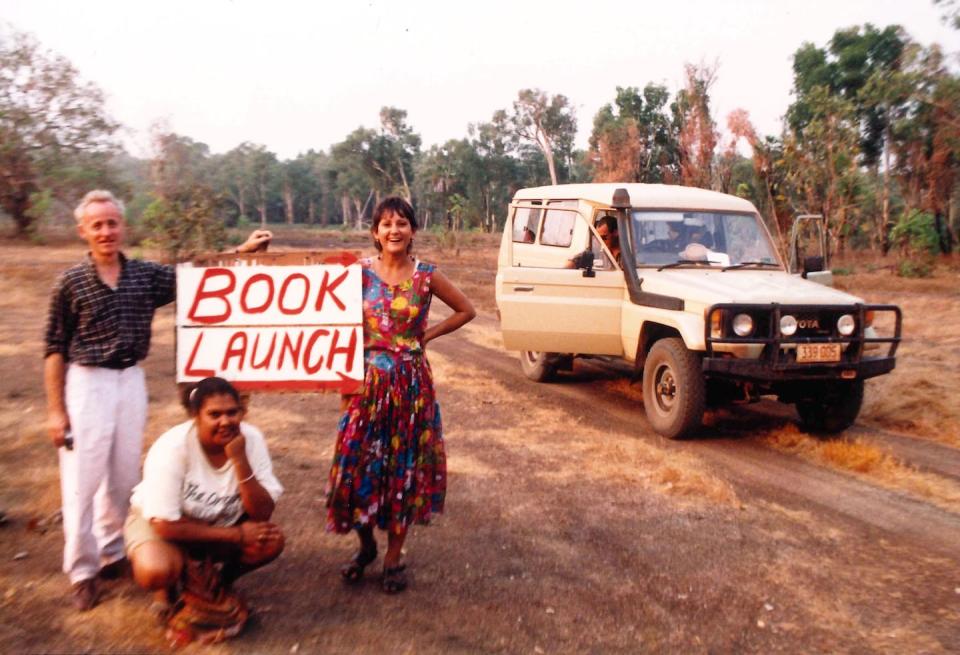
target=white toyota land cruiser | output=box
[495,183,901,439]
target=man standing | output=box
[44,190,271,611]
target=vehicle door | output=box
[788,214,834,286]
[498,200,625,355]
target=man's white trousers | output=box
[59,364,146,584]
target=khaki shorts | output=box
[123,507,162,556]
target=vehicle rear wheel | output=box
[642,338,705,439]
[519,351,557,382]
[796,380,864,434]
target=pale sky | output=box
[1,0,956,160]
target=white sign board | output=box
[176,261,363,392]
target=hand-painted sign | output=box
[176,252,363,392]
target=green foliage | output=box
[890,210,940,255]
[140,189,226,262]
[502,89,577,186]
[896,258,934,278]
[831,266,854,276]
[890,209,938,277]
[24,189,54,234]
[0,30,120,236]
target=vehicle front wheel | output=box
[796,380,864,434]
[519,351,558,382]
[642,338,705,439]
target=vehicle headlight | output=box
[733,313,754,337]
[780,314,797,336]
[837,314,856,336]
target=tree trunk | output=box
[308,198,316,225]
[237,185,247,221]
[540,133,559,185]
[283,181,294,225]
[258,182,267,228]
[881,113,891,255]
[359,190,375,227]
[353,198,364,230]
[341,194,351,226]
[397,158,412,202]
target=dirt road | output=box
[1,235,958,653]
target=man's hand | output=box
[47,410,70,448]
[237,230,273,254]
[570,249,594,269]
[224,434,247,462]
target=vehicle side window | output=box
[541,208,576,248]
[512,204,541,243]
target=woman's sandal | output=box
[340,544,378,584]
[381,564,408,594]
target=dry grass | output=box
[762,424,960,513]
[830,259,960,446]
[429,347,739,508]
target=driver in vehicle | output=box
[645,222,685,252]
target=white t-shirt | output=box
[130,420,283,527]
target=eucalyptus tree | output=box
[671,63,719,190]
[0,30,119,235]
[501,89,577,185]
[589,84,680,184]
[377,106,421,201]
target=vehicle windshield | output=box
[630,210,781,268]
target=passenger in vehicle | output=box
[595,215,621,263]
[566,215,620,269]
[686,219,714,248]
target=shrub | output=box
[890,210,938,278]
[141,187,226,262]
[897,258,934,278]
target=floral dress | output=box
[326,259,446,534]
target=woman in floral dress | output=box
[326,196,475,593]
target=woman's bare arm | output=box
[423,270,476,345]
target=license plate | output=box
[796,343,841,363]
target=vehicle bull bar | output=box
[702,303,902,381]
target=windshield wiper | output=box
[657,259,715,271]
[721,261,780,271]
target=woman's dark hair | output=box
[371,196,418,252]
[182,377,242,416]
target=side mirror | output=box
[572,249,595,277]
[802,255,824,277]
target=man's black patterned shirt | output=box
[44,253,176,367]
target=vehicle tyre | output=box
[642,337,705,439]
[796,380,864,435]
[519,351,557,382]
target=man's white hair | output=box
[74,190,125,222]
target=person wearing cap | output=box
[43,189,272,611]
[685,218,714,248]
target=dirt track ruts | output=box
[438,310,960,559]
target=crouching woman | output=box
[124,377,284,645]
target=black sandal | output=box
[381,564,408,594]
[340,544,378,584]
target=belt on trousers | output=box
[99,355,137,370]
